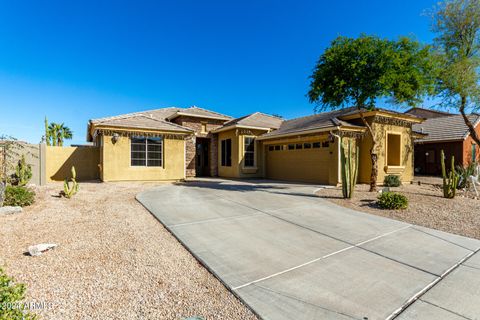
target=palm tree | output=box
[47,123,73,146]
[57,124,73,146]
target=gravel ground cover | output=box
[316,176,480,239]
[0,182,257,320]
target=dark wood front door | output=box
[195,138,210,177]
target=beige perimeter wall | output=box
[101,135,185,181]
[46,146,100,182]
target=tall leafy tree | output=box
[308,35,435,191]
[431,0,480,146]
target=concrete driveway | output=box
[137,179,480,320]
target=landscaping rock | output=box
[28,243,57,257]
[0,206,22,215]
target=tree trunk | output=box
[358,111,378,192]
[459,95,480,147]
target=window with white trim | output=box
[131,137,163,167]
[244,137,255,167]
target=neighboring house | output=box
[405,108,480,175]
[78,105,423,185]
[404,107,453,119]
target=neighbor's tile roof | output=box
[219,112,283,130]
[405,107,453,119]
[413,114,480,143]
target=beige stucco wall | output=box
[217,129,267,179]
[101,135,185,181]
[357,122,414,184]
[46,146,100,182]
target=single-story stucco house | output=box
[69,105,423,185]
[405,107,480,175]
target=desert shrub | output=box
[456,162,478,189]
[0,267,36,319]
[377,192,408,210]
[3,186,35,207]
[383,175,401,187]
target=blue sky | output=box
[0,0,438,145]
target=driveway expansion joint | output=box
[232,225,412,291]
[418,299,473,320]
[410,227,477,252]
[387,247,480,320]
[252,284,361,320]
[168,212,263,228]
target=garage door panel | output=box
[266,148,331,183]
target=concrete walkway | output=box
[137,179,480,320]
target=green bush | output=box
[3,186,35,207]
[383,175,401,187]
[377,192,408,210]
[0,267,36,319]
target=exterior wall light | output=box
[111,133,120,144]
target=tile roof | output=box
[219,112,283,130]
[259,107,362,138]
[168,106,233,121]
[413,114,480,143]
[405,107,453,119]
[89,106,231,136]
[93,114,193,133]
[90,107,180,124]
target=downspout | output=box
[184,136,187,180]
[330,129,341,185]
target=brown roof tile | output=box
[260,108,361,138]
[93,114,193,133]
[167,106,233,121]
[219,112,283,130]
[413,114,480,143]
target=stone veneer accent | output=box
[172,116,226,177]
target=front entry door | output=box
[195,139,210,177]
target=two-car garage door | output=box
[265,141,331,184]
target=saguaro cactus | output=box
[340,138,359,199]
[63,166,79,199]
[441,150,459,199]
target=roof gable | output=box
[218,112,283,131]
[166,106,233,121]
[92,114,193,133]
